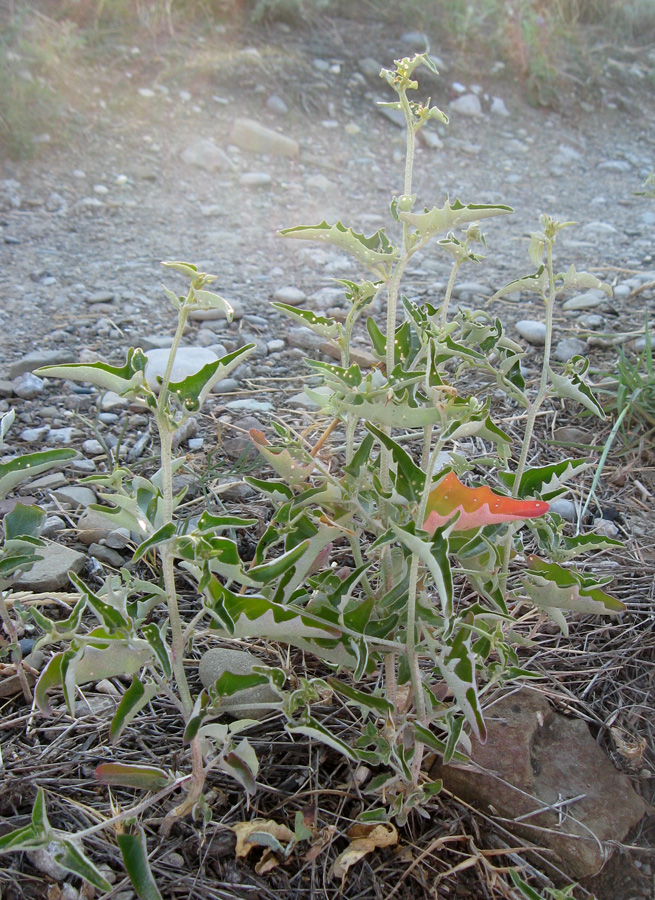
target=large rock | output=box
[430,690,646,878]
[229,118,299,158]
[13,543,86,591]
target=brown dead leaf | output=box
[304,824,337,863]
[330,823,398,885]
[232,819,295,859]
[255,847,279,875]
[610,726,647,764]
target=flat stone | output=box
[548,497,578,522]
[266,94,288,115]
[490,96,510,116]
[82,439,104,455]
[553,337,588,361]
[449,93,482,117]
[229,118,299,158]
[199,647,280,717]
[562,291,604,311]
[77,507,115,545]
[0,379,14,397]
[431,689,646,879]
[180,139,236,172]
[225,398,274,413]
[12,373,45,399]
[9,349,76,378]
[139,334,175,350]
[238,172,272,188]
[515,320,547,346]
[376,105,406,128]
[86,291,115,304]
[20,426,50,442]
[144,347,218,391]
[47,427,77,444]
[358,57,382,79]
[273,286,306,305]
[13,543,86,591]
[88,542,125,567]
[52,485,97,508]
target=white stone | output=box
[145,347,218,391]
[562,292,603,311]
[490,96,510,116]
[553,337,588,361]
[226,398,274,413]
[273,286,306,305]
[515,320,546,345]
[449,93,482,117]
[238,172,272,188]
[180,139,235,172]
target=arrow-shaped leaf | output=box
[279,221,399,272]
[399,198,512,241]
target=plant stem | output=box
[155,297,193,718]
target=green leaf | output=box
[272,303,341,340]
[412,724,468,762]
[248,539,312,582]
[399,198,512,241]
[509,869,546,900]
[69,571,131,632]
[287,714,378,763]
[167,345,255,411]
[243,476,294,501]
[196,512,257,531]
[0,822,38,852]
[0,448,78,500]
[35,651,66,715]
[35,348,150,396]
[161,260,199,278]
[132,523,177,562]
[556,264,612,296]
[193,290,234,321]
[522,555,625,619]
[141,623,172,677]
[220,739,259,795]
[366,423,425,501]
[110,676,159,744]
[0,408,16,443]
[279,221,399,273]
[31,786,50,834]
[94,762,172,790]
[117,828,163,900]
[387,521,454,624]
[4,504,46,540]
[54,840,113,893]
[326,677,394,715]
[438,624,487,743]
[498,458,593,500]
[492,266,549,298]
[548,363,605,419]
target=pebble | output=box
[144,347,218,391]
[515,320,546,345]
[593,517,620,539]
[419,128,443,149]
[88,542,125,567]
[20,426,49,442]
[273,286,306,305]
[225,398,274,413]
[9,349,75,378]
[597,160,632,172]
[358,57,382,79]
[266,94,288,115]
[451,281,491,300]
[77,507,115,545]
[82,438,104,455]
[139,334,175,350]
[562,291,604,311]
[180,139,236,172]
[138,87,156,98]
[229,118,299,158]
[287,327,324,352]
[312,58,330,72]
[172,416,198,449]
[553,337,588,361]
[449,93,482,117]
[13,372,45,399]
[211,377,240,393]
[580,221,619,239]
[52,485,97,508]
[267,339,285,352]
[42,515,67,537]
[188,437,204,451]
[612,283,631,300]
[305,173,332,192]
[238,172,272,188]
[47,427,77,444]
[86,290,115,304]
[105,528,131,550]
[577,313,604,329]
[490,96,510,116]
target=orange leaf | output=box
[423,472,548,534]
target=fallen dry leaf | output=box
[232,818,295,859]
[330,822,398,885]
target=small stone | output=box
[188,437,204,451]
[312,58,330,72]
[358,57,382,79]
[238,172,272,188]
[597,159,632,172]
[144,347,218,391]
[42,515,67,537]
[12,372,45,399]
[211,377,240,394]
[612,283,631,300]
[305,173,332,192]
[47,427,77,444]
[580,221,619,238]
[273,286,306,305]
[180,139,236,172]
[449,93,482,117]
[198,647,280,717]
[516,320,546,345]
[214,476,255,501]
[553,337,588,361]
[418,128,443,149]
[229,118,299,158]
[548,498,578,522]
[577,313,604,329]
[172,417,198,450]
[562,291,604,311]
[86,290,115,304]
[88,542,125,567]
[99,391,129,411]
[13,543,86,591]
[138,87,156,98]
[9,349,75,378]
[490,96,510,116]
[287,327,323,353]
[266,94,288,115]
[377,105,406,128]
[139,334,175,350]
[225,398,274,413]
[82,439,104,455]
[24,472,68,491]
[267,339,285,352]
[451,281,491,300]
[77,507,115,545]
[593,518,620,539]
[93,184,109,195]
[52,485,97,508]
[20,426,49,442]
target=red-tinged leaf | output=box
[94,762,172,791]
[423,472,549,534]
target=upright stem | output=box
[155,298,193,718]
